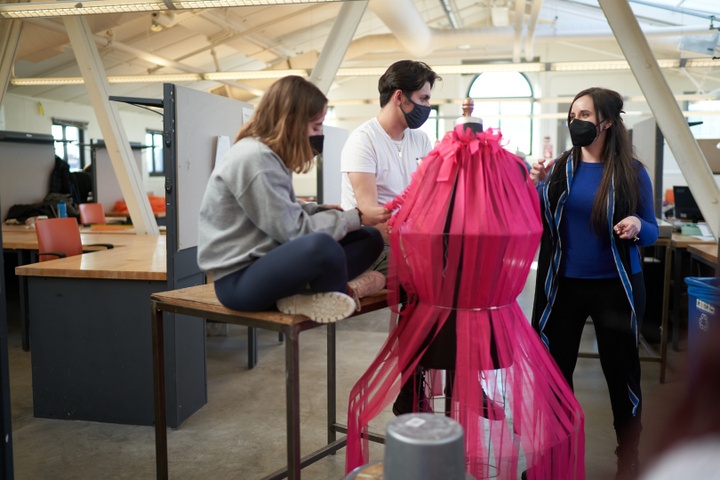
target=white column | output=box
[0,18,22,107]
[599,0,720,238]
[309,1,368,95]
[64,16,158,235]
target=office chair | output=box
[35,217,115,261]
[78,203,107,226]
[22,218,115,350]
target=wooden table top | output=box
[152,284,389,326]
[671,232,717,249]
[4,227,167,281]
[688,243,719,266]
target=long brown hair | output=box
[550,87,642,234]
[236,75,327,174]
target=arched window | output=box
[467,72,533,156]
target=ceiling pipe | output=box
[343,22,713,60]
[368,0,433,57]
[367,0,711,62]
[512,0,526,63]
[524,0,543,62]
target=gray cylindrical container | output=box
[383,413,466,480]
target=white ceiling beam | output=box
[0,0,360,18]
[63,15,159,235]
[28,18,266,97]
[0,18,23,107]
[524,0,543,62]
[512,0,525,63]
[309,1,367,95]
[598,0,720,238]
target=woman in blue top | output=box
[530,87,659,480]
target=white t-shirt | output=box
[340,117,432,210]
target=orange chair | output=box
[79,203,107,226]
[23,218,115,350]
[35,217,113,262]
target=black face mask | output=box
[309,134,324,156]
[402,95,432,129]
[569,119,601,147]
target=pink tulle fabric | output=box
[345,126,585,479]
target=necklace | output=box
[391,138,403,158]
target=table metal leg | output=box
[152,304,169,480]
[672,247,685,351]
[327,324,336,445]
[285,327,301,480]
[248,327,258,369]
[17,251,30,352]
[660,244,671,383]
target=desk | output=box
[688,243,719,269]
[151,285,389,480]
[670,234,717,350]
[13,235,207,427]
[2,227,163,349]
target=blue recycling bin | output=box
[684,277,720,385]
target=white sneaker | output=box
[348,271,386,310]
[276,291,356,323]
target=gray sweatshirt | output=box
[197,137,361,281]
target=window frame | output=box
[52,118,88,171]
[145,129,165,177]
[466,72,535,157]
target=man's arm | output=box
[348,171,389,241]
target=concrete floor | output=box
[3,272,689,480]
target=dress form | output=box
[346,106,585,480]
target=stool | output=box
[151,284,389,480]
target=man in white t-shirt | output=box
[341,60,441,275]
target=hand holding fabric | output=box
[359,205,391,227]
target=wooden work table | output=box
[14,233,166,281]
[688,243,719,267]
[6,228,203,428]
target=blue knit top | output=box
[557,161,656,278]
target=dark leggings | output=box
[542,273,645,444]
[214,227,384,311]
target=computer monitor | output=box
[673,185,704,222]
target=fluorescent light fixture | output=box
[109,73,201,83]
[10,57,719,87]
[11,77,86,86]
[335,63,548,77]
[0,0,356,19]
[205,69,308,80]
[685,58,720,68]
[551,59,687,72]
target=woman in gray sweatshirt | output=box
[198,76,391,323]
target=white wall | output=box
[3,92,164,198]
[2,92,162,142]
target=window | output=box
[145,129,164,176]
[688,100,720,139]
[467,72,534,156]
[418,107,440,145]
[52,119,87,171]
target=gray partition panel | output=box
[170,85,253,252]
[93,141,145,213]
[0,132,55,221]
[317,125,349,204]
